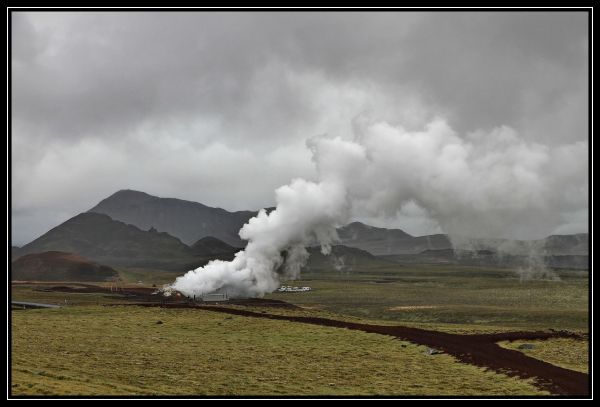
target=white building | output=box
[277,286,312,292]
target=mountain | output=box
[16,212,202,271]
[303,244,395,272]
[337,222,451,255]
[190,236,239,255]
[19,190,587,272]
[541,234,589,255]
[336,222,589,257]
[12,251,119,281]
[88,190,260,246]
[11,246,21,259]
[88,191,587,257]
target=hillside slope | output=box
[12,251,119,281]
[17,212,200,271]
[89,190,258,246]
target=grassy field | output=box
[265,265,588,332]
[12,284,127,306]
[10,262,588,396]
[12,306,549,396]
[116,267,182,285]
[498,338,589,374]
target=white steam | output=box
[171,180,350,298]
[170,118,586,298]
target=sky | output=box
[11,11,589,246]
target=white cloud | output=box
[11,12,589,244]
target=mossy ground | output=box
[498,338,588,374]
[12,306,547,396]
[11,263,588,396]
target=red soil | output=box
[45,284,588,395]
[195,306,590,396]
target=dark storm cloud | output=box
[11,11,588,245]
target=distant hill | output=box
[191,236,240,255]
[16,212,202,271]
[88,190,260,246]
[16,190,587,274]
[87,191,588,257]
[337,222,588,257]
[303,244,395,272]
[337,222,451,255]
[540,234,589,255]
[453,234,590,257]
[11,246,21,259]
[382,248,589,270]
[12,251,119,281]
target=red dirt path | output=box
[109,301,589,396]
[40,284,588,395]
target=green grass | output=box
[11,284,125,306]
[116,267,180,285]
[499,339,589,374]
[264,265,588,332]
[11,306,548,396]
[10,262,588,396]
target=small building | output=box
[277,285,312,293]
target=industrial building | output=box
[277,286,311,292]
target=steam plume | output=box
[170,118,586,297]
[170,180,350,298]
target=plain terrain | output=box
[10,262,588,396]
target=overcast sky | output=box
[11,11,589,245]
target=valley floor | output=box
[10,264,589,397]
[12,305,554,396]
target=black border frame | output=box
[6,6,593,400]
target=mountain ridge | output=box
[88,189,260,247]
[16,190,588,270]
[16,212,201,271]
